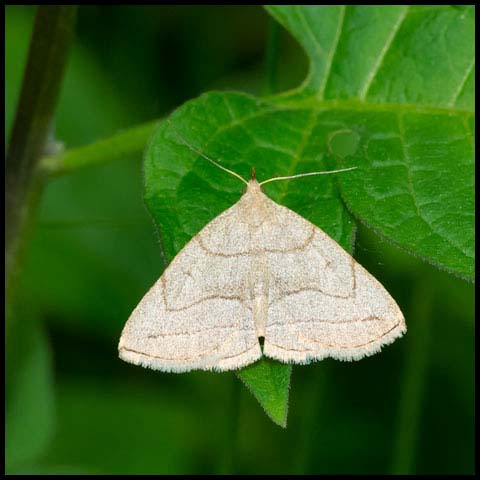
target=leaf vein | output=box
[397,114,473,260]
[359,6,409,100]
[295,6,326,58]
[319,5,346,99]
[278,110,319,203]
[448,57,475,107]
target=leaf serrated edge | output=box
[339,193,475,283]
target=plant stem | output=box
[264,17,281,95]
[5,6,77,325]
[40,120,161,176]
[391,271,434,473]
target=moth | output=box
[118,124,406,372]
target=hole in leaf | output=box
[328,130,360,158]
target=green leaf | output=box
[237,359,292,428]
[143,5,474,426]
[266,5,474,279]
[330,110,474,280]
[6,314,55,470]
[144,94,355,261]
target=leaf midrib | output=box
[181,92,473,163]
[266,96,474,117]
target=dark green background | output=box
[5,6,474,474]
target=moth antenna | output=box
[167,120,248,186]
[259,167,357,186]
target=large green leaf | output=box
[143,5,474,425]
[267,5,474,279]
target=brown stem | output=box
[5,6,77,318]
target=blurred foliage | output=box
[5,5,474,474]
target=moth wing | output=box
[263,203,406,363]
[118,202,262,373]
